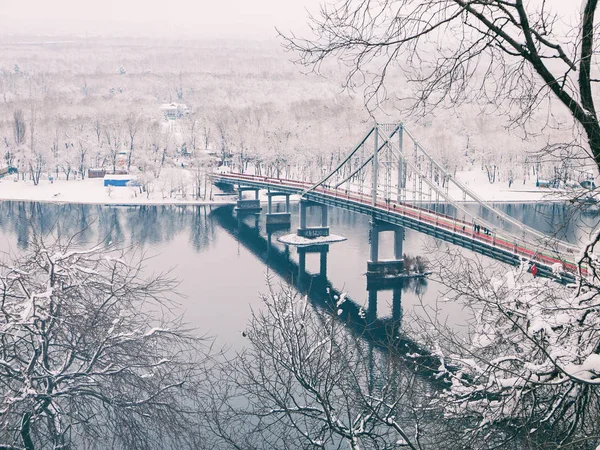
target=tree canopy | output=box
[283,0,600,169]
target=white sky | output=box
[0,0,581,40]
[0,0,324,39]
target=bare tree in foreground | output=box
[202,282,462,450]
[0,236,209,449]
[411,247,600,449]
[281,2,600,446]
[282,0,600,167]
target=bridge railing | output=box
[307,182,580,273]
[213,172,584,276]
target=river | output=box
[0,200,594,350]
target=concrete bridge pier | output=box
[297,199,329,238]
[266,191,291,228]
[235,186,262,213]
[367,220,404,277]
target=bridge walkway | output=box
[213,171,581,282]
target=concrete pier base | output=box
[266,212,291,225]
[297,226,330,238]
[367,260,405,277]
[235,199,261,213]
[266,221,291,234]
[235,186,262,213]
[266,191,291,227]
[297,199,330,239]
[367,220,405,277]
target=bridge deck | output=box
[213,172,581,282]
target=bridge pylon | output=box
[299,121,580,277]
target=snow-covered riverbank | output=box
[0,176,237,206]
[451,169,571,203]
[0,168,572,206]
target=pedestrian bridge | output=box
[213,123,582,283]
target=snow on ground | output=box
[451,169,570,203]
[0,175,234,206]
[0,168,570,206]
[278,234,347,246]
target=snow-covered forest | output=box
[0,37,363,197]
[0,35,592,199]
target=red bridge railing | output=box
[214,172,584,277]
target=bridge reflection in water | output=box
[212,205,443,380]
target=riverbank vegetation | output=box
[0,35,592,196]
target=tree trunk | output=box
[20,412,35,450]
[584,120,600,172]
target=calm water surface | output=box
[0,200,595,348]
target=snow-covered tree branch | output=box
[0,236,209,449]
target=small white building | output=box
[160,102,189,121]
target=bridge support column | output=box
[297,199,329,238]
[372,125,379,206]
[235,186,262,213]
[367,220,404,278]
[266,191,291,230]
[394,228,404,260]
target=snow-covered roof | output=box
[104,175,136,180]
[160,102,188,110]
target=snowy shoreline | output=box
[0,176,236,207]
[0,169,574,207]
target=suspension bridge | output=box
[213,123,582,283]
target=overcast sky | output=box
[0,0,323,39]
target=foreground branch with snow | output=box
[0,236,209,449]
[424,232,600,448]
